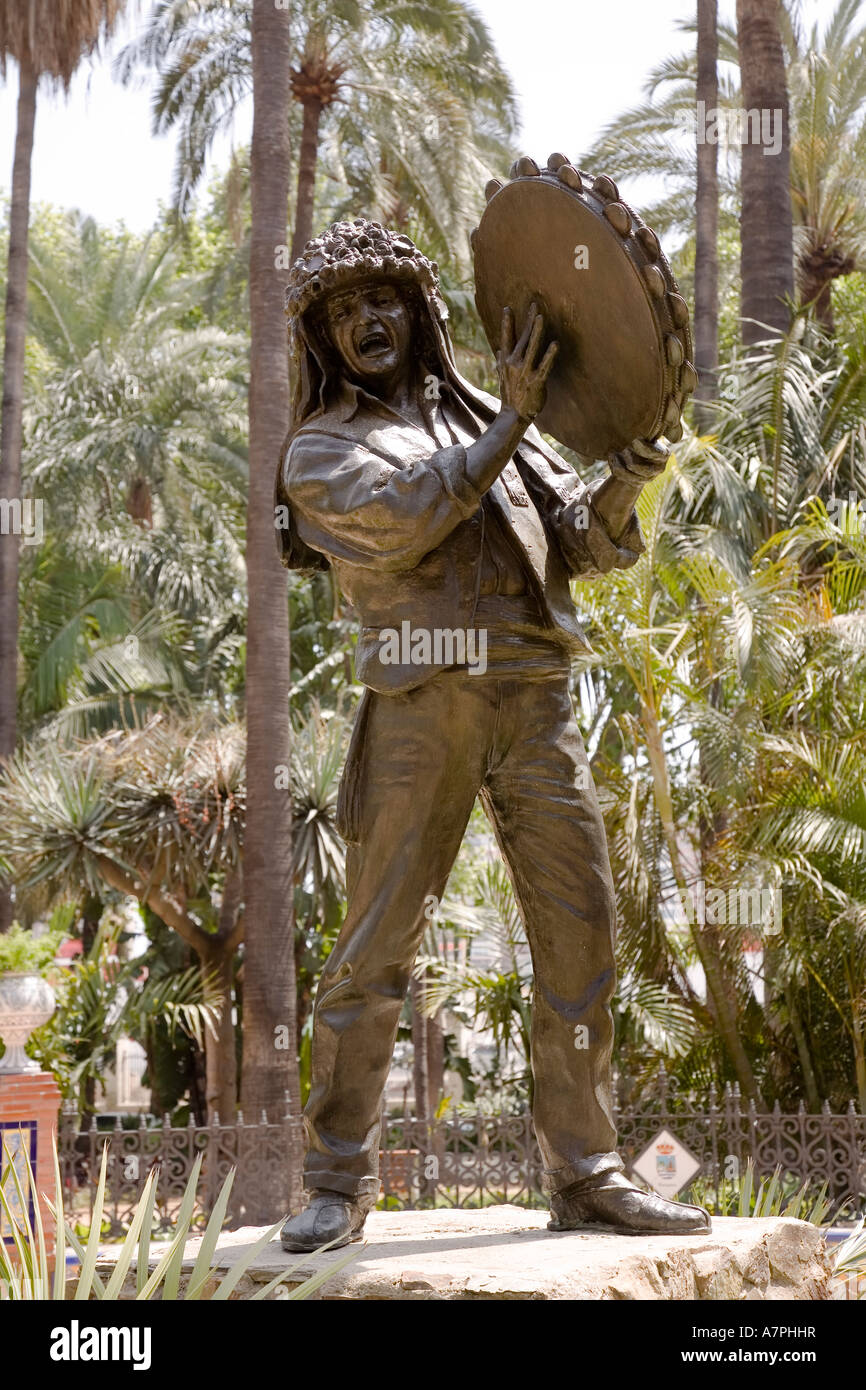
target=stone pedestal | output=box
[0,1070,62,1256]
[99,1204,833,1300]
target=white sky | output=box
[0,0,839,233]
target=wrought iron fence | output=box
[58,1099,304,1237]
[58,1078,866,1236]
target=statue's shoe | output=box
[280,1189,369,1252]
[549,1171,711,1235]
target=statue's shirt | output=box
[383,383,570,678]
[283,376,645,692]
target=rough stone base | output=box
[101,1206,833,1300]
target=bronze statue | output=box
[276,175,709,1251]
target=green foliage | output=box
[0,921,64,974]
[30,918,220,1115]
[685,1160,832,1221]
[18,210,248,738]
[591,0,866,326]
[833,1218,866,1294]
[0,1137,354,1300]
[116,0,517,283]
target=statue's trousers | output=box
[303,671,624,1199]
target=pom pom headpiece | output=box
[285,217,445,322]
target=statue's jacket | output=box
[281,377,646,695]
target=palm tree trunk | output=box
[642,699,761,1100]
[410,976,429,1121]
[290,97,323,262]
[693,0,719,428]
[735,0,794,344]
[0,62,37,935]
[783,981,821,1112]
[241,0,300,1220]
[798,251,846,334]
[201,941,238,1123]
[427,1008,445,1111]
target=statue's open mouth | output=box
[358,329,391,357]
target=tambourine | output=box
[472,152,696,460]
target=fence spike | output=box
[261,1108,268,1125]
[798,1099,806,1115]
[237,1109,244,1126]
[114,1112,122,1132]
[772,1099,781,1115]
[822,1099,831,1115]
[162,1112,171,1130]
[213,1110,221,1128]
[848,1100,857,1116]
[138,1112,146,1129]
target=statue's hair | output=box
[284,217,445,322]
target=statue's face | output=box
[324,280,412,388]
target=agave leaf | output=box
[758,1168,781,1218]
[1,1134,39,1293]
[28,1139,50,1298]
[0,1170,34,1294]
[249,1244,360,1301]
[210,1215,286,1301]
[51,1136,68,1302]
[806,1182,831,1226]
[160,1150,203,1300]
[135,1221,194,1301]
[280,1245,361,1301]
[43,1199,107,1299]
[136,1165,160,1297]
[103,1169,157,1300]
[184,1167,235,1300]
[75,1143,109,1301]
[783,1182,806,1221]
[833,1219,866,1276]
[213,1226,356,1301]
[738,1160,754,1218]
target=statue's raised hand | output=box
[497,303,558,424]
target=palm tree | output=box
[288,703,349,1045]
[15,213,248,736]
[0,2,127,932]
[735,0,794,343]
[240,0,297,1221]
[694,0,720,425]
[787,1,866,331]
[34,915,220,1123]
[116,0,516,273]
[588,16,743,244]
[592,2,866,348]
[1,718,247,1122]
[737,0,795,344]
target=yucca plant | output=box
[833,1219,866,1298]
[0,1135,353,1300]
[684,1158,832,1222]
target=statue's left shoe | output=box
[549,1171,711,1235]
